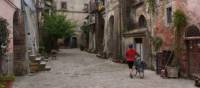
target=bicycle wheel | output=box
[139,68,144,79]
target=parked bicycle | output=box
[135,57,146,79]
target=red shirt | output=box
[126,49,137,62]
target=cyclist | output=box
[126,44,139,79]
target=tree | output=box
[42,14,76,52]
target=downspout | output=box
[119,0,123,61]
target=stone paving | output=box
[14,49,197,88]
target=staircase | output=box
[29,55,51,73]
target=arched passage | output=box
[108,16,114,57]
[98,16,105,52]
[185,25,200,76]
[13,10,26,75]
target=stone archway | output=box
[13,10,26,75]
[134,15,148,61]
[98,16,105,53]
[185,25,200,76]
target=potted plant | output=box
[151,36,163,73]
[167,9,187,78]
[0,75,15,88]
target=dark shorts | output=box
[127,61,134,69]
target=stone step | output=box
[30,63,39,73]
[40,61,47,66]
[45,66,51,71]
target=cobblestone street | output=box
[14,49,197,88]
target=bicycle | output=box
[135,58,146,79]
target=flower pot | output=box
[166,66,179,78]
[6,80,13,88]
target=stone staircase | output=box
[29,55,51,73]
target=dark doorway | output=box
[108,16,115,57]
[185,25,200,76]
[71,37,77,48]
[98,16,105,52]
[139,15,147,28]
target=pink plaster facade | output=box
[0,0,16,54]
[155,0,200,77]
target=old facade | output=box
[103,0,121,59]
[0,0,41,75]
[84,0,200,78]
[155,0,200,77]
[0,0,20,75]
[122,0,152,68]
[55,0,89,48]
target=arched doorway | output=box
[185,25,200,76]
[134,15,147,61]
[98,16,105,53]
[108,16,114,57]
[70,37,77,48]
[139,15,147,28]
[13,10,26,75]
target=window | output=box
[84,4,88,10]
[167,7,172,24]
[61,2,67,9]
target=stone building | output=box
[151,0,200,77]
[85,0,200,78]
[0,0,42,75]
[122,0,152,68]
[86,0,105,55]
[103,0,121,59]
[54,0,89,48]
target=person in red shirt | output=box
[126,44,139,78]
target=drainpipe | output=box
[119,0,123,61]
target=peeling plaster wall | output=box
[154,0,200,77]
[155,1,176,50]
[0,0,21,74]
[103,0,121,58]
[185,0,200,25]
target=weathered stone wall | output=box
[103,0,121,59]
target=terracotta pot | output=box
[6,80,13,88]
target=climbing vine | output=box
[152,36,163,52]
[0,18,9,56]
[171,9,187,66]
[147,0,156,14]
